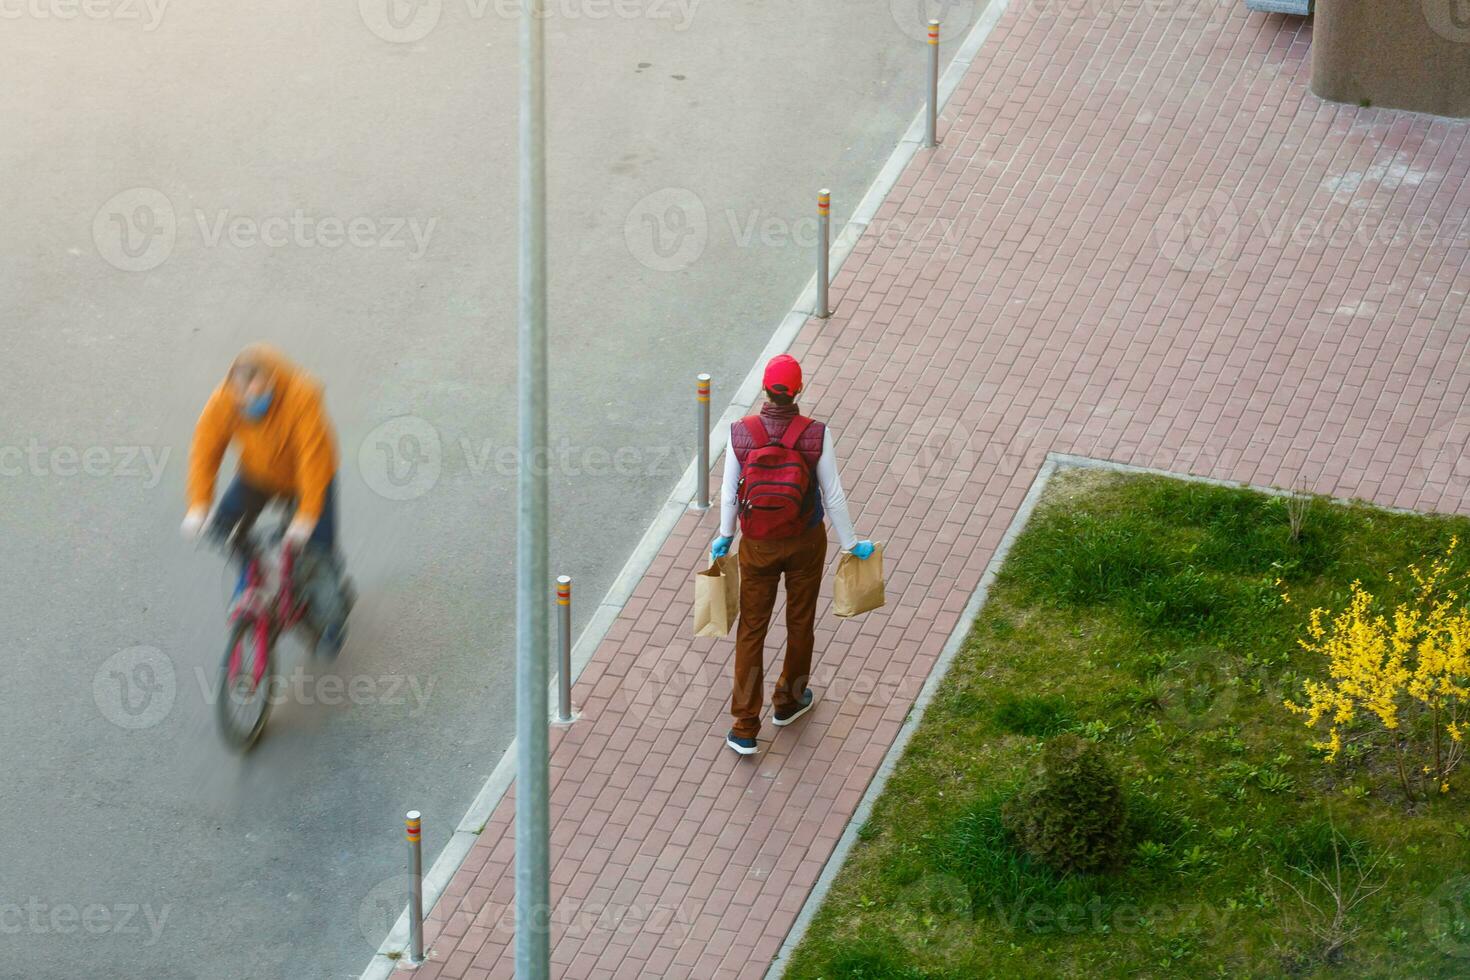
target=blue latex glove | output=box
[711,535,733,560]
[851,540,875,560]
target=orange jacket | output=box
[186,345,338,521]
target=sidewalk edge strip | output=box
[358,3,1010,974]
[1049,452,1426,515]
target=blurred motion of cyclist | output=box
[180,343,352,656]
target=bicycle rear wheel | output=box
[216,615,273,751]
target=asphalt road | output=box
[0,1,987,977]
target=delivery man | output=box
[712,354,874,755]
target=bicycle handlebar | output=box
[212,521,296,562]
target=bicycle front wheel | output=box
[216,615,274,752]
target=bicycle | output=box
[214,525,313,751]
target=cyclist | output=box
[181,343,352,656]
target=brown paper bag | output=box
[693,554,741,637]
[833,543,885,618]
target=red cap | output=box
[762,354,802,397]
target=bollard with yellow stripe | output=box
[816,190,832,318]
[925,20,941,147]
[555,575,575,722]
[694,374,713,511]
[405,809,425,962]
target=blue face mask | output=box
[243,390,273,421]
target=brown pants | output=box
[731,521,827,738]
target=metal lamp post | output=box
[515,0,551,975]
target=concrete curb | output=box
[1049,452,1426,515]
[357,3,1012,975]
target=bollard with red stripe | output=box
[926,20,941,148]
[693,374,713,511]
[817,190,832,319]
[555,576,574,723]
[406,810,424,963]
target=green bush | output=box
[1002,735,1128,874]
[936,790,1125,927]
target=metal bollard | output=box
[555,576,573,722]
[926,21,940,148]
[816,190,831,318]
[693,374,712,510]
[406,811,424,964]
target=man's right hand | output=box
[180,507,209,542]
[711,535,733,560]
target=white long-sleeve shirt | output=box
[719,426,859,550]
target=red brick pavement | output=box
[403,4,1470,978]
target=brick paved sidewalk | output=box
[401,4,1470,977]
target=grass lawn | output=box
[785,468,1470,979]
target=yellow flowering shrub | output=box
[1286,538,1470,800]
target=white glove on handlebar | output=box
[180,507,208,542]
[284,516,316,550]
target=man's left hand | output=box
[284,516,316,550]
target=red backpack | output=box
[736,415,818,540]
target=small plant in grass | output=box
[1285,493,1311,543]
[1285,539,1470,800]
[1119,675,1166,713]
[1134,839,1169,868]
[1266,825,1388,963]
[1257,769,1296,794]
[1002,734,1127,874]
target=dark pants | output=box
[731,521,827,739]
[210,476,341,607]
[210,475,338,552]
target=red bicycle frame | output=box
[227,544,308,686]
